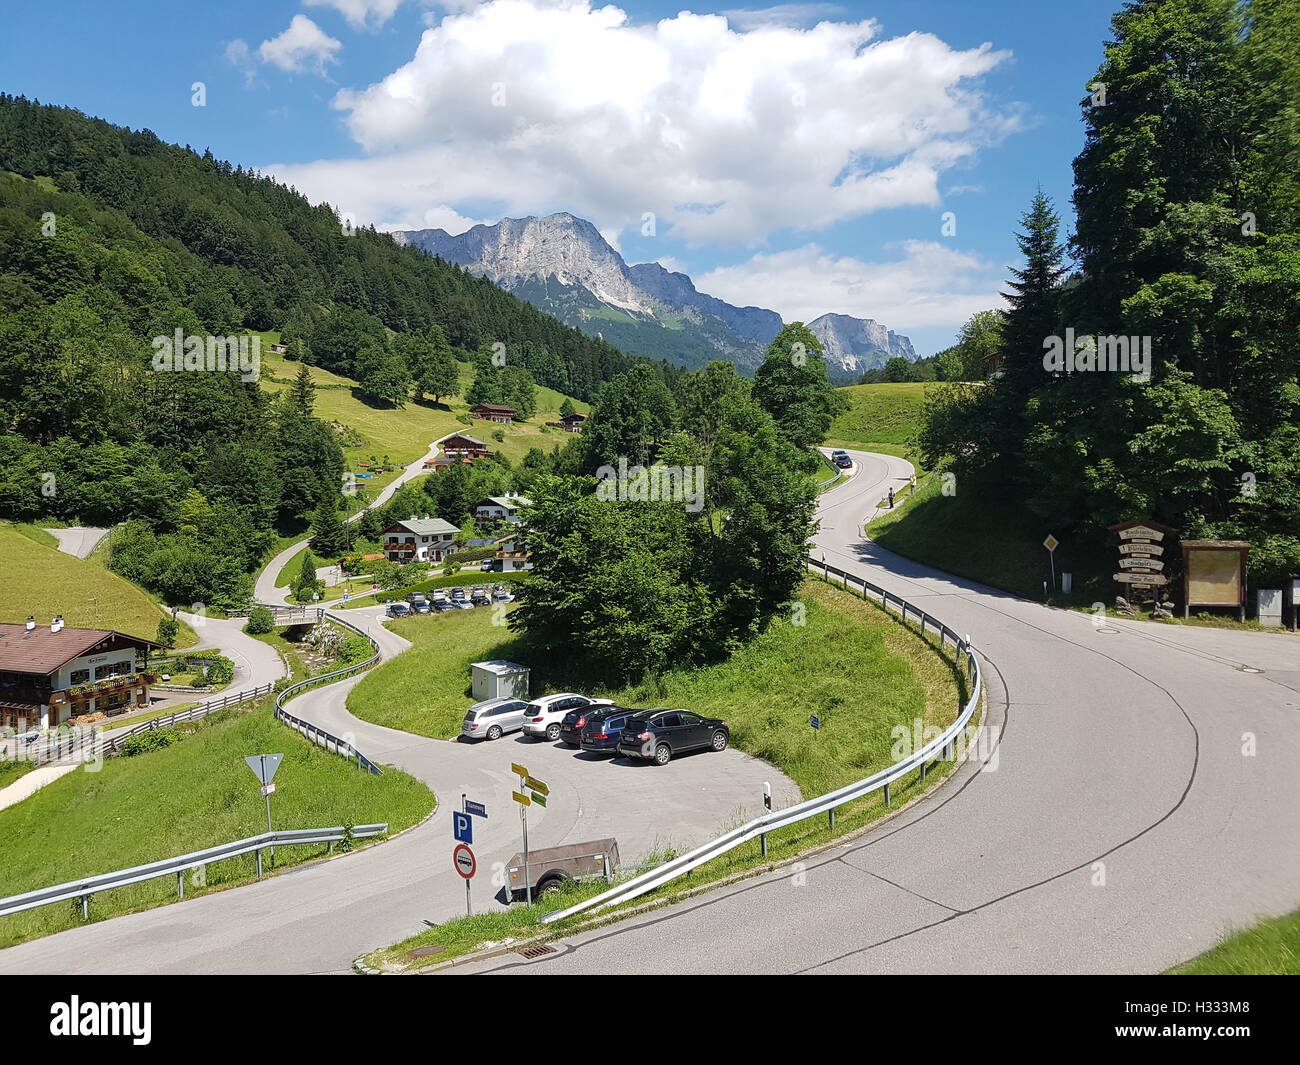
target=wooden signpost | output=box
[1108,521,1176,608]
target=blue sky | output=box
[1,1,1120,355]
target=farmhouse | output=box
[434,432,492,460]
[0,618,161,729]
[381,516,459,564]
[545,411,588,433]
[494,533,533,572]
[470,403,515,424]
[474,495,531,525]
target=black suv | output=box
[579,707,641,755]
[617,709,730,766]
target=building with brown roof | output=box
[470,403,515,424]
[0,618,161,730]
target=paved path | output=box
[47,526,110,559]
[0,607,795,974]
[447,448,1300,975]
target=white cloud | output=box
[721,4,845,31]
[269,1,1015,245]
[378,203,489,235]
[305,0,406,30]
[694,241,1008,331]
[259,15,343,74]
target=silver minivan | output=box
[461,697,531,741]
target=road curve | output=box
[447,448,1300,975]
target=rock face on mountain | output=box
[395,213,912,379]
[806,313,918,375]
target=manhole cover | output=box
[406,945,445,959]
[1095,627,1121,634]
[516,944,557,959]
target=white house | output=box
[382,516,459,564]
[474,496,531,525]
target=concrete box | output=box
[1257,588,1282,627]
[471,660,531,702]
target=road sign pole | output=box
[462,794,471,917]
[262,754,274,867]
[522,804,531,910]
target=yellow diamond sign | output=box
[1043,534,1059,552]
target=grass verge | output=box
[0,699,435,948]
[361,574,982,971]
[1168,909,1300,974]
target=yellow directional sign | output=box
[510,763,528,778]
[512,790,531,806]
[524,776,549,796]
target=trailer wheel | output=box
[537,872,570,896]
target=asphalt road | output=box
[446,448,1300,975]
[0,602,797,974]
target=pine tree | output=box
[310,500,347,556]
[287,363,316,417]
[998,189,1066,405]
[295,548,321,602]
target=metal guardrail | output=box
[815,449,841,489]
[269,606,385,774]
[99,683,276,758]
[228,605,325,622]
[541,557,982,924]
[0,824,388,920]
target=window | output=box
[679,712,702,725]
[656,713,681,728]
[69,668,90,686]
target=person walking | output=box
[888,486,895,509]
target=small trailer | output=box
[506,838,619,901]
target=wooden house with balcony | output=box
[470,403,515,424]
[0,618,161,730]
[381,516,460,564]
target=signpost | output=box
[245,754,283,867]
[511,763,548,909]
[809,714,820,732]
[1043,534,1059,592]
[464,799,488,818]
[453,793,483,915]
[1109,521,1176,611]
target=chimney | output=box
[25,616,35,631]
[51,615,64,633]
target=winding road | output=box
[445,448,1300,974]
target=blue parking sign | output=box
[453,811,473,844]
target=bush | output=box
[492,429,505,442]
[337,635,375,667]
[156,617,179,648]
[120,727,178,756]
[246,605,275,635]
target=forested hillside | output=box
[0,96,680,608]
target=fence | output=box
[269,607,385,774]
[99,683,276,758]
[0,824,388,920]
[540,557,982,925]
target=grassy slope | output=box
[348,579,962,799]
[258,349,589,500]
[11,523,58,549]
[0,525,198,647]
[0,701,435,947]
[1169,908,1300,975]
[825,382,935,457]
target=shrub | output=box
[246,605,275,635]
[492,429,505,443]
[121,727,178,756]
[156,617,179,648]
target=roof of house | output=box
[476,496,531,510]
[384,516,460,536]
[472,403,515,414]
[0,623,161,676]
[562,411,588,420]
[435,432,489,448]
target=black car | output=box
[617,709,729,766]
[558,705,606,746]
[579,707,641,755]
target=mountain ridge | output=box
[395,213,915,378]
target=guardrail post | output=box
[81,895,89,921]
[919,759,927,783]
[177,871,184,899]
[255,850,263,879]
[828,807,835,830]
[884,782,890,808]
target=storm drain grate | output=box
[516,944,557,959]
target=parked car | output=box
[831,449,852,469]
[411,598,431,614]
[617,709,730,765]
[471,588,490,606]
[452,599,474,610]
[450,587,467,601]
[522,693,613,741]
[493,590,515,604]
[461,697,532,741]
[481,560,494,572]
[407,592,427,605]
[579,706,642,755]
[386,601,411,618]
[557,702,618,746]
[432,599,456,613]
